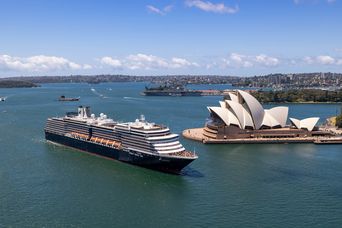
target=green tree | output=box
[336,115,342,128]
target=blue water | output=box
[0,83,342,227]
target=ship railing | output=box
[68,131,122,149]
[69,132,88,141]
[89,136,122,149]
[141,124,167,131]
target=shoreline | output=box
[261,101,342,104]
[182,128,342,144]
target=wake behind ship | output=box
[44,106,197,173]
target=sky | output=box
[0,0,341,77]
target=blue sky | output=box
[0,0,341,77]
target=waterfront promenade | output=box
[183,128,342,144]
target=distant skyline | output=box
[0,0,342,77]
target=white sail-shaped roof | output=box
[289,118,301,129]
[226,100,254,129]
[300,117,319,131]
[242,108,254,129]
[228,109,241,127]
[265,107,288,127]
[289,117,319,131]
[237,90,265,129]
[208,107,241,128]
[219,101,226,108]
[226,100,244,128]
[208,107,230,126]
[228,92,239,103]
[262,112,281,128]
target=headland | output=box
[0,80,39,88]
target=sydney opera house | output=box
[203,90,330,140]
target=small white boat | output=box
[0,97,6,102]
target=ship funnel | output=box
[85,106,91,118]
[140,114,145,122]
[78,106,84,117]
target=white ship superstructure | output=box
[115,115,188,157]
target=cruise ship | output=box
[44,106,197,173]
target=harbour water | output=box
[1,83,342,227]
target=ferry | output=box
[58,95,80,101]
[44,106,197,173]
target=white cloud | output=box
[229,53,253,67]
[3,52,341,75]
[229,53,244,63]
[304,55,337,65]
[0,54,90,72]
[222,53,279,68]
[185,0,239,14]
[146,4,173,15]
[170,57,199,68]
[255,54,279,66]
[100,56,122,68]
[101,54,199,70]
[83,64,93,70]
[146,5,164,15]
[126,54,169,70]
[316,55,335,64]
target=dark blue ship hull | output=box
[45,131,194,173]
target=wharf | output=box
[182,128,342,144]
[198,90,230,96]
[183,128,204,142]
[320,126,342,135]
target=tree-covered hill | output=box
[0,80,39,88]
